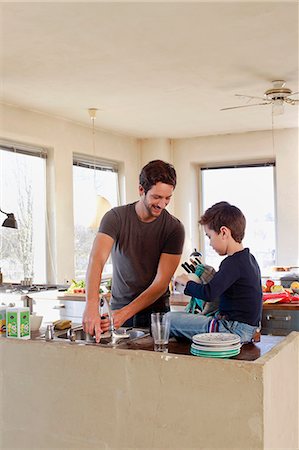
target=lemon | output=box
[270,285,285,293]
[290,281,299,290]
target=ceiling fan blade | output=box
[284,97,299,105]
[235,94,266,101]
[220,102,270,111]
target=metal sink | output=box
[54,326,148,346]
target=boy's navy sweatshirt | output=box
[184,248,263,326]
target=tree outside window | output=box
[73,161,119,280]
[0,148,47,283]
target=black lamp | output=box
[0,208,18,229]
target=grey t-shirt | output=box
[99,202,185,308]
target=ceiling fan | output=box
[221,80,299,114]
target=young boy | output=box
[169,201,262,344]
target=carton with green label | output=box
[6,307,30,339]
[0,307,6,336]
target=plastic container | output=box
[0,307,6,336]
[6,307,30,339]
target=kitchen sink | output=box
[55,326,149,346]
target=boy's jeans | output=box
[168,311,258,344]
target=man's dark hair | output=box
[199,201,246,243]
[139,160,177,194]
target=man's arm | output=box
[82,232,114,342]
[101,252,181,331]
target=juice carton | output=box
[0,307,6,336]
[6,307,30,339]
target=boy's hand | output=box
[175,273,190,287]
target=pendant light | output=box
[88,108,111,230]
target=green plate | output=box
[191,347,240,358]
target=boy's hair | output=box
[199,201,246,243]
[139,160,177,194]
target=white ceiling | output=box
[1,2,298,138]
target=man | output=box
[82,160,185,342]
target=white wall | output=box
[1,103,298,282]
[140,138,175,214]
[0,103,140,283]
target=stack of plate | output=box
[191,332,241,358]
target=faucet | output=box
[100,295,130,345]
[21,295,34,314]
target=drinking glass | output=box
[151,312,170,353]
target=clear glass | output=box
[0,149,47,283]
[73,165,119,280]
[201,165,276,274]
[151,312,171,353]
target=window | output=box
[73,155,119,280]
[201,163,276,274]
[0,142,47,283]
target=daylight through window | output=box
[0,143,47,283]
[201,164,276,274]
[73,155,119,280]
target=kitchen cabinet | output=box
[33,298,86,323]
[262,303,299,335]
[0,290,87,324]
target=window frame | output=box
[0,139,48,283]
[72,153,120,280]
[199,160,277,272]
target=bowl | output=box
[30,314,43,331]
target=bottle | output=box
[0,268,3,285]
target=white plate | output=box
[192,332,241,346]
[191,342,241,352]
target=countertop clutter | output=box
[29,324,285,362]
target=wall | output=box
[140,138,175,214]
[0,103,140,283]
[262,333,299,449]
[0,333,298,449]
[173,129,299,266]
[1,103,298,281]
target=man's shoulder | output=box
[111,202,136,216]
[162,209,183,226]
[161,210,185,236]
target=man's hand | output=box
[100,308,129,332]
[82,304,102,343]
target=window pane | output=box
[0,149,47,283]
[201,166,276,273]
[73,165,119,280]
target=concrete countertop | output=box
[29,326,285,363]
[1,331,298,449]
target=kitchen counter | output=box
[30,327,284,362]
[170,293,299,336]
[1,329,298,449]
[116,334,284,361]
[170,292,299,309]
